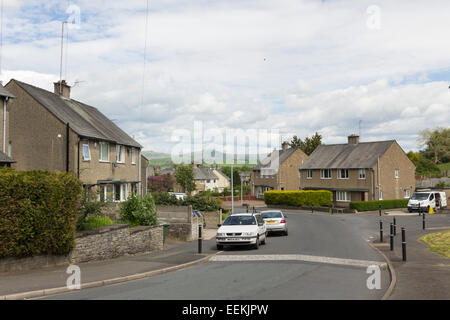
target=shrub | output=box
[120,193,158,227]
[184,194,222,212]
[76,188,106,231]
[264,190,332,207]
[152,191,181,206]
[0,168,82,258]
[349,199,409,212]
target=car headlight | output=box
[242,232,256,236]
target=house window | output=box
[99,185,114,202]
[359,169,366,179]
[116,145,125,163]
[320,169,332,179]
[8,141,12,157]
[404,189,410,198]
[131,183,137,195]
[99,142,109,162]
[120,184,128,201]
[337,169,349,179]
[114,184,121,201]
[336,191,350,202]
[82,143,91,161]
[395,169,399,179]
[131,148,136,164]
[307,170,312,179]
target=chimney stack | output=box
[281,141,289,151]
[348,134,360,145]
[54,80,71,99]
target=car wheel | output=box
[254,237,259,249]
[408,209,412,213]
[261,233,266,245]
[217,244,224,250]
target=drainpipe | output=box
[66,123,70,172]
[138,149,142,195]
[371,169,375,200]
[377,156,381,200]
[2,97,8,153]
[77,138,80,179]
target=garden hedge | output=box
[349,199,409,212]
[0,168,82,258]
[264,190,332,207]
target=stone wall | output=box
[203,210,222,229]
[156,205,192,223]
[70,224,163,263]
[0,224,164,273]
[165,216,201,241]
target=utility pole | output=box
[231,163,234,214]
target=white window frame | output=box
[82,142,91,161]
[320,169,332,179]
[404,189,410,198]
[116,145,125,163]
[395,169,399,179]
[99,142,109,162]
[359,169,366,180]
[120,183,128,202]
[307,170,312,179]
[336,191,350,202]
[337,169,349,179]
[131,148,136,165]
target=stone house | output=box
[212,167,230,192]
[5,79,147,200]
[299,135,416,207]
[193,164,219,194]
[251,142,308,198]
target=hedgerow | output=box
[349,199,409,212]
[0,168,82,258]
[264,190,332,207]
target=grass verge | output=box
[420,230,450,258]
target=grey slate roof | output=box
[193,166,218,180]
[0,151,15,163]
[0,84,15,98]
[299,140,395,170]
[253,148,297,171]
[12,80,142,148]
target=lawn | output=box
[420,230,450,258]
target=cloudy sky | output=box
[1,0,449,155]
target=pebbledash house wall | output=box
[299,141,416,207]
[0,224,164,273]
[5,80,142,194]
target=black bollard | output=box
[379,220,383,243]
[402,227,406,261]
[390,223,394,251]
[393,217,397,236]
[423,213,425,230]
[311,206,314,213]
[379,204,382,216]
[198,224,202,254]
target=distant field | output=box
[148,158,173,169]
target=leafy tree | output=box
[289,132,322,155]
[174,164,196,194]
[120,193,158,226]
[407,150,441,176]
[148,173,175,192]
[418,127,450,164]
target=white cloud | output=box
[0,0,449,154]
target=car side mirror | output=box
[217,224,222,227]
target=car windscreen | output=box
[261,212,283,219]
[411,193,429,200]
[223,216,256,225]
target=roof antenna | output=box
[358,119,362,137]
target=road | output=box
[43,210,392,300]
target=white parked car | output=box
[216,213,267,250]
[260,210,288,235]
[169,192,187,200]
[407,191,447,212]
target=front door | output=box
[361,192,365,201]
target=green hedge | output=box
[0,168,82,258]
[349,199,409,212]
[264,190,332,207]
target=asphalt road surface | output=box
[43,210,392,300]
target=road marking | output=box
[210,254,387,268]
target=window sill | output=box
[99,160,110,163]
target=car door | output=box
[255,215,265,238]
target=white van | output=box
[169,192,187,200]
[407,190,447,212]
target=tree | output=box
[289,132,322,155]
[418,127,450,164]
[407,150,440,177]
[148,173,175,192]
[174,164,196,194]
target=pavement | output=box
[0,230,219,299]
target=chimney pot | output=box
[348,134,360,145]
[54,80,71,99]
[282,141,289,150]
